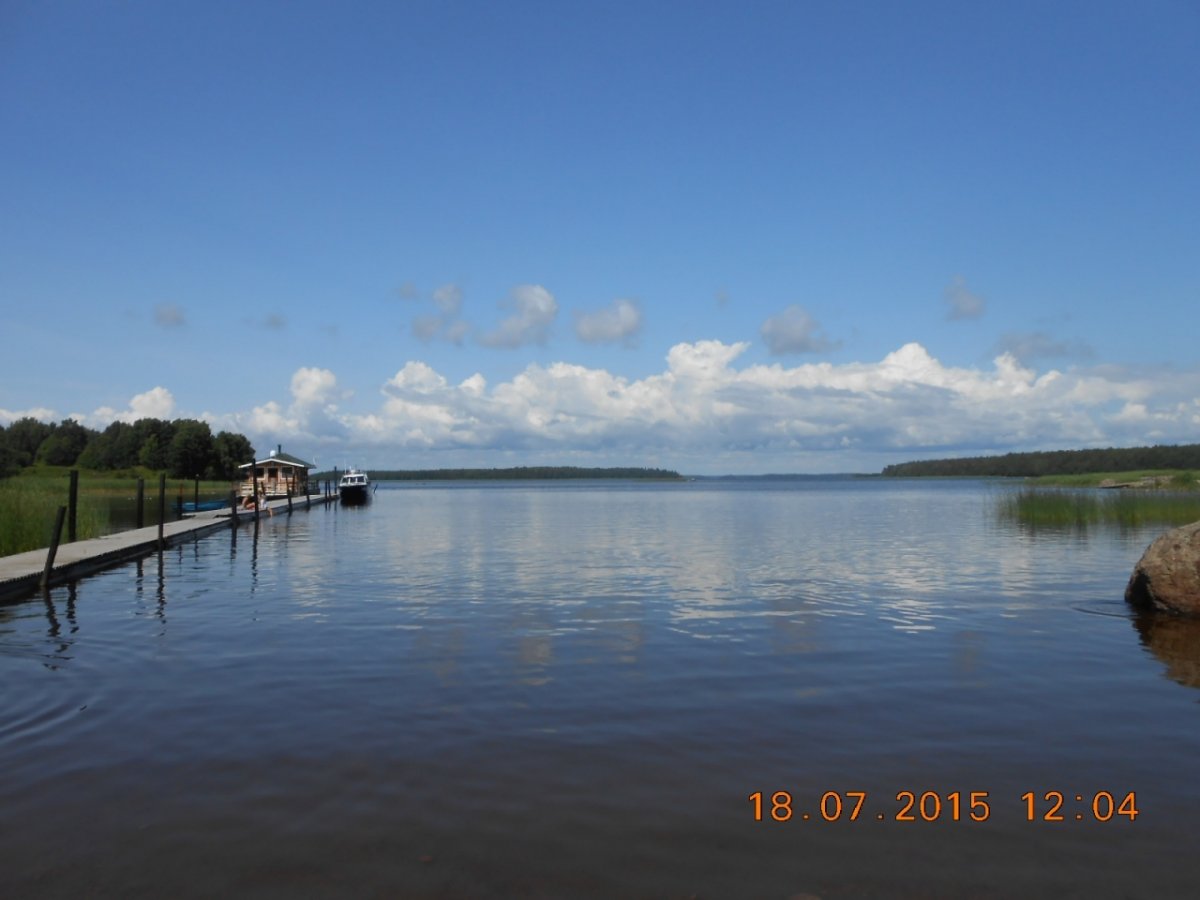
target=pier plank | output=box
[0,495,336,602]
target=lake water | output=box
[2,478,1198,898]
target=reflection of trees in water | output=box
[1134,613,1200,689]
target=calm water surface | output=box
[2,478,1199,898]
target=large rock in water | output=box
[1126,521,1200,615]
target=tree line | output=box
[881,444,1200,478]
[0,416,254,481]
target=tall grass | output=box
[997,487,1200,530]
[0,469,236,557]
[0,478,110,556]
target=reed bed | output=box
[997,486,1200,530]
[0,470,235,557]
[0,478,110,557]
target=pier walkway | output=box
[0,494,336,603]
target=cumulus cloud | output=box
[233,367,350,445]
[223,343,1200,471]
[358,341,1168,452]
[128,386,176,419]
[574,298,642,345]
[761,305,838,355]
[154,303,185,327]
[69,387,177,427]
[480,284,557,348]
[0,406,57,425]
[944,276,986,320]
[290,367,340,408]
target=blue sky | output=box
[2,0,1197,474]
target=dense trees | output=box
[212,431,254,480]
[34,419,92,466]
[882,444,1200,478]
[0,416,255,480]
[5,418,53,467]
[0,431,18,479]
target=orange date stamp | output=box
[748,790,1139,823]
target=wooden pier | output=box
[0,493,337,603]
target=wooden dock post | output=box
[253,475,261,522]
[193,477,200,511]
[157,473,166,550]
[287,487,293,515]
[41,506,67,592]
[68,469,79,543]
[136,477,145,528]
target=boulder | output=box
[1125,521,1200,615]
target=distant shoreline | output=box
[882,443,1200,478]
[314,466,685,482]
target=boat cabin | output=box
[238,445,315,498]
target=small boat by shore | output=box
[339,468,371,503]
[175,499,230,514]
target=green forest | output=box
[318,466,685,481]
[0,416,254,481]
[882,443,1200,478]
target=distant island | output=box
[314,466,685,481]
[882,443,1200,478]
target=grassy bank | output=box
[997,486,1200,530]
[0,467,235,557]
[1025,470,1199,489]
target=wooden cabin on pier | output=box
[238,446,315,499]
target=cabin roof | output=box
[239,449,315,470]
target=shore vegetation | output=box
[883,443,1200,478]
[0,416,253,481]
[0,466,237,557]
[996,483,1200,530]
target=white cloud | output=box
[0,406,57,425]
[480,284,557,348]
[214,343,1200,472]
[760,305,838,355]
[53,387,177,429]
[247,399,295,435]
[291,367,339,408]
[228,370,349,448]
[384,361,449,395]
[574,298,643,344]
[128,386,176,420]
[944,276,986,321]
